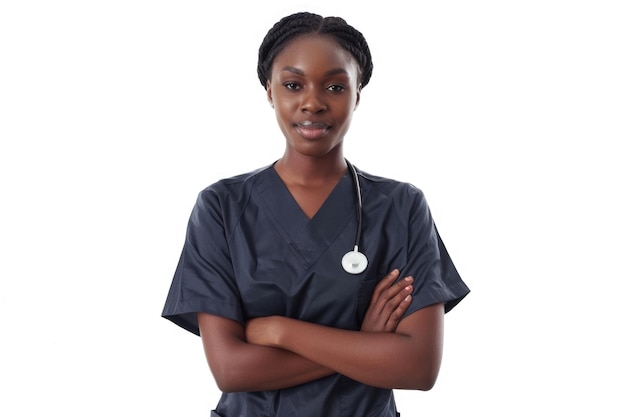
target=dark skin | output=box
[198,34,444,393]
[199,270,415,392]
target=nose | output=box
[300,88,327,113]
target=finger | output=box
[378,279,413,327]
[374,275,413,307]
[381,281,413,314]
[360,276,412,332]
[371,269,399,297]
[391,275,414,292]
[383,293,412,332]
[371,269,408,304]
[381,282,413,331]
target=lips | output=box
[294,121,330,140]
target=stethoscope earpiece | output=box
[342,160,368,275]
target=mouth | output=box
[294,121,331,140]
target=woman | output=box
[162,12,470,417]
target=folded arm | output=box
[198,269,414,392]
[247,302,444,390]
[198,313,332,392]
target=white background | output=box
[1,1,625,415]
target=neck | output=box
[275,152,347,187]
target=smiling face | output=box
[267,34,361,160]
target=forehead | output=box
[272,34,359,75]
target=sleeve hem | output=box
[162,299,244,336]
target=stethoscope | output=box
[342,160,368,274]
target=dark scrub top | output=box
[162,164,470,417]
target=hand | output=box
[360,269,413,333]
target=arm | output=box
[246,302,444,390]
[198,270,414,392]
[198,313,332,392]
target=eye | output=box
[327,84,346,93]
[283,82,301,91]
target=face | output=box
[267,34,361,159]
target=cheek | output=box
[275,101,293,123]
[274,103,295,137]
[274,93,298,114]
[338,101,356,124]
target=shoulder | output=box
[197,164,274,204]
[356,167,432,229]
[189,165,273,228]
[357,167,427,204]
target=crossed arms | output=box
[198,269,444,392]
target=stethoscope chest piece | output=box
[342,246,368,274]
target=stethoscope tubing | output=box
[342,160,368,274]
[347,160,363,249]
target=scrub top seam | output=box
[221,174,258,247]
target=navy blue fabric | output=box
[162,164,470,417]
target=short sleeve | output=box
[402,187,470,316]
[162,189,243,336]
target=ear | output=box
[354,83,362,110]
[266,80,274,108]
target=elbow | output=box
[215,380,238,394]
[417,373,438,391]
[410,343,443,391]
[213,372,235,393]
[399,370,438,391]
[400,356,441,391]
[207,358,243,393]
[213,375,244,394]
[416,360,440,391]
[402,370,439,391]
[210,369,230,393]
[211,364,248,393]
[419,357,442,391]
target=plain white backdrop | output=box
[1,1,624,415]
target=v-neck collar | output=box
[254,167,356,269]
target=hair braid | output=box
[257,12,373,89]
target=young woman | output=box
[162,12,470,417]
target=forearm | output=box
[273,321,423,389]
[198,313,333,392]
[213,341,334,392]
[251,304,443,390]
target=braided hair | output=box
[257,12,373,90]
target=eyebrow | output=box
[280,66,349,77]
